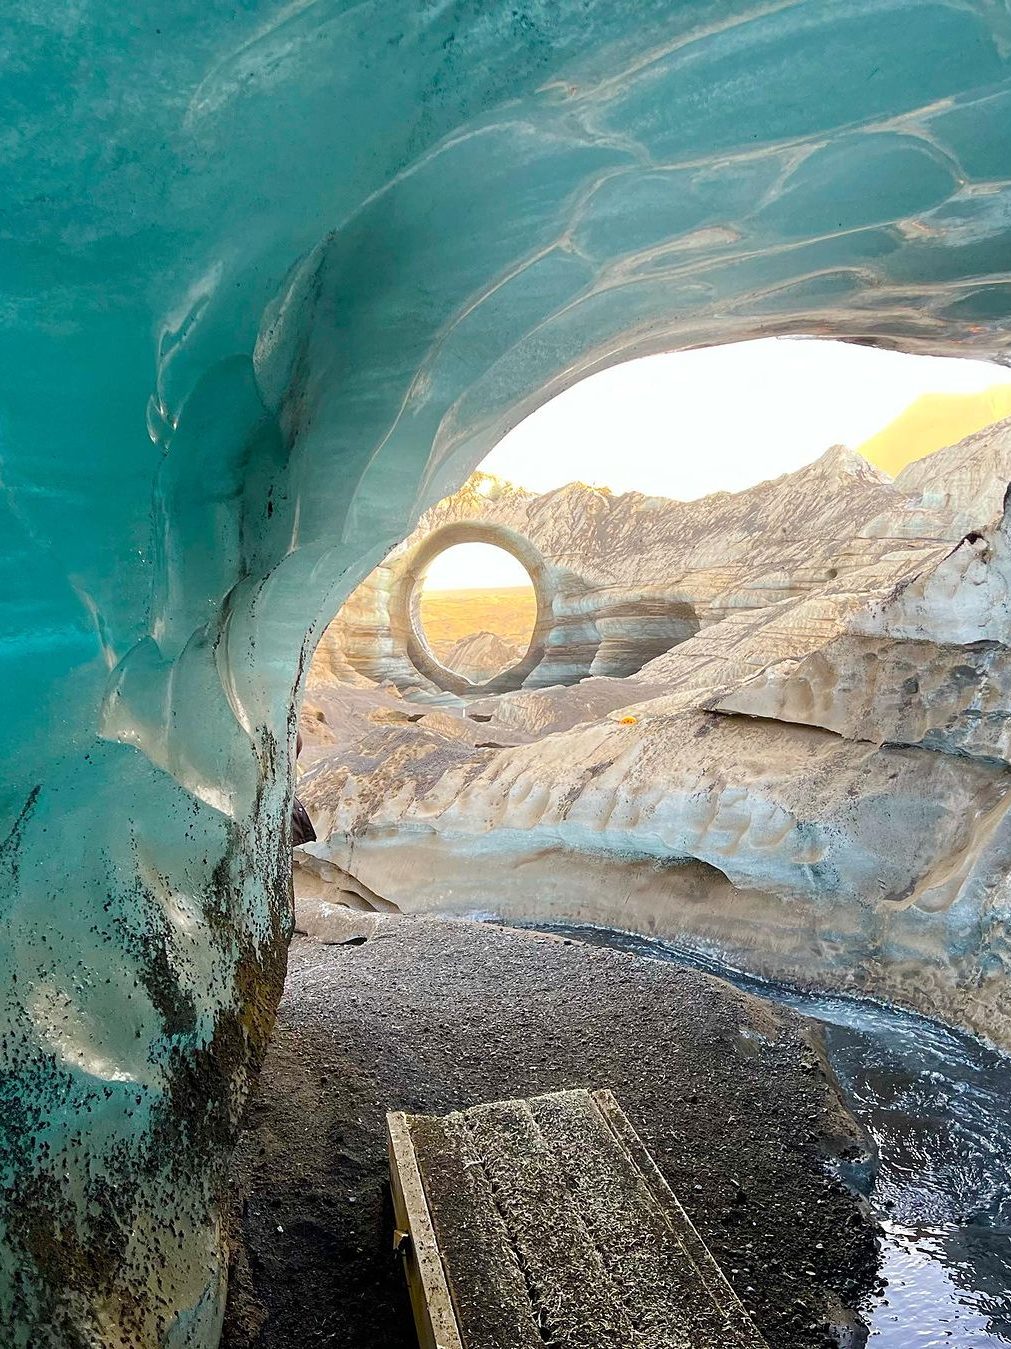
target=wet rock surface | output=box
[223,917,879,1349]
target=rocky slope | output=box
[895,413,1011,531]
[299,419,1011,1048]
[858,392,1011,477]
[331,446,960,696]
[440,629,526,682]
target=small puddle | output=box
[509,922,1011,1346]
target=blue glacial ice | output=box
[2,1,1011,1343]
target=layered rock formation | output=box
[441,629,526,683]
[895,414,1011,532]
[330,446,964,698]
[301,419,1011,1048]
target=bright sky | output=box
[485,337,1011,493]
[428,337,1011,588]
[424,542,534,591]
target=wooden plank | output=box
[591,1089,769,1349]
[460,1098,639,1349]
[529,1089,714,1348]
[388,1089,770,1349]
[387,1111,464,1349]
[407,1113,546,1349]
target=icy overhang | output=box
[2,2,1011,1344]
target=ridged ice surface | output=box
[4,3,1011,1344]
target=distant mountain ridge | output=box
[441,629,526,683]
[418,584,537,672]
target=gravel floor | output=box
[223,914,880,1349]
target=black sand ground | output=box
[222,916,880,1349]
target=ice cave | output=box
[4,2,1011,1346]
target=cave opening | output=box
[9,4,1011,1343]
[415,541,537,685]
[312,336,1011,708]
[288,334,1011,1347]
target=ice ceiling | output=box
[2,1,1011,1344]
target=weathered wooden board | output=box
[387,1087,769,1349]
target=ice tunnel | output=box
[3,1,1011,1343]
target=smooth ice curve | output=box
[2,2,1011,1344]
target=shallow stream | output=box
[520,922,1011,1347]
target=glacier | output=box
[2,1,1011,1343]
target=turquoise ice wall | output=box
[2,2,1011,1343]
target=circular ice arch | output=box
[394,523,553,696]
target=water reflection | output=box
[517,923,1011,1347]
[809,1002,1011,1344]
